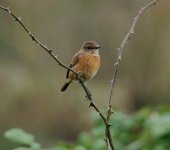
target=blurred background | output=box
[0,0,170,149]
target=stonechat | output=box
[61,41,101,92]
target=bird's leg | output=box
[79,77,92,100]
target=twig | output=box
[0,4,112,148]
[0,5,92,100]
[116,0,159,64]
[105,0,159,149]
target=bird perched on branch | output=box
[61,41,101,92]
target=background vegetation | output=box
[0,0,170,149]
[5,106,170,150]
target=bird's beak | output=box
[97,46,101,49]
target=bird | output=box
[61,41,101,92]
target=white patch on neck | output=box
[91,49,99,56]
[81,49,99,56]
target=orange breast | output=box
[70,53,100,81]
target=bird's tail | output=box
[61,80,71,92]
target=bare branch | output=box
[0,4,114,149]
[0,5,92,100]
[116,0,159,64]
[105,0,159,149]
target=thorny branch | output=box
[0,4,110,148]
[105,0,159,149]
[0,0,160,149]
[0,6,92,100]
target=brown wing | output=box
[66,52,85,78]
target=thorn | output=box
[131,29,135,34]
[153,2,157,5]
[114,61,118,66]
[48,49,52,53]
[108,80,113,83]
[31,36,35,41]
[107,123,112,128]
[106,106,110,111]
[133,17,136,20]
[7,7,10,13]
[107,106,116,115]
[15,17,21,22]
[116,48,120,52]
[106,106,112,111]
[128,36,131,40]
[109,109,114,115]
[18,16,21,21]
[89,102,94,107]
[112,110,116,114]
[28,32,31,35]
[118,56,121,61]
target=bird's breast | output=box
[75,53,100,80]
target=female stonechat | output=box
[61,41,101,92]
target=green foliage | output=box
[4,106,170,150]
[5,128,34,146]
[4,128,41,150]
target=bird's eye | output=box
[87,46,91,49]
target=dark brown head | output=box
[81,41,101,54]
